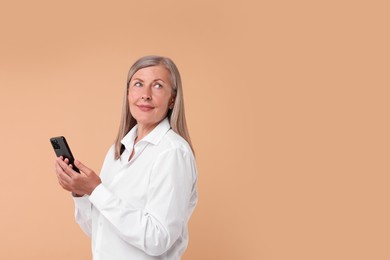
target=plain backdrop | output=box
[0,0,389,259]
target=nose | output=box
[141,87,152,101]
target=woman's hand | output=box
[54,157,102,196]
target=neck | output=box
[135,123,158,143]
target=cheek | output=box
[156,96,171,109]
[127,91,137,104]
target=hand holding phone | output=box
[50,136,80,173]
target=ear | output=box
[169,97,175,109]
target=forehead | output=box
[132,65,170,82]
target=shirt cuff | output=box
[73,195,91,210]
[89,183,112,210]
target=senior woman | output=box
[54,56,198,260]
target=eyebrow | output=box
[131,78,167,83]
[131,78,144,82]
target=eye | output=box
[134,82,142,87]
[154,83,163,89]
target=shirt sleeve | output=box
[88,148,197,256]
[73,195,93,237]
[72,145,115,238]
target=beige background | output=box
[0,0,389,259]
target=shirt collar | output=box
[121,117,171,149]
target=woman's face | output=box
[128,65,174,129]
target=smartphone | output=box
[50,136,80,173]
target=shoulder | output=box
[152,130,197,180]
[159,129,193,156]
[103,144,116,162]
[149,129,196,165]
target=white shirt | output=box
[73,118,198,260]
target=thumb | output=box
[74,160,93,175]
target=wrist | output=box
[72,192,84,197]
[88,180,102,195]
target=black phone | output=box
[50,136,80,173]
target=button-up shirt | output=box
[73,118,198,260]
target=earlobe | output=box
[169,98,175,109]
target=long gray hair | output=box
[114,55,194,159]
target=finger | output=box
[74,160,93,175]
[56,157,68,169]
[57,156,70,167]
[55,160,67,176]
[55,160,72,182]
[63,163,79,178]
[54,156,64,170]
[57,158,78,178]
[58,179,72,192]
[56,158,69,175]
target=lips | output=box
[137,104,154,112]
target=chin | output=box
[134,117,155,125]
